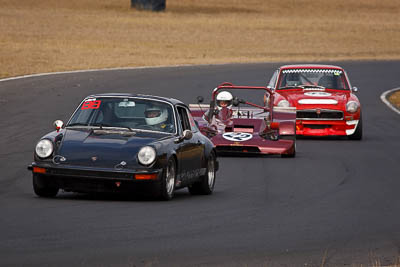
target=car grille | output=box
[297,109,343,120]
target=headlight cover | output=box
[346,101,359,113]
[138,146,156,166]
[35,139,54,159]
[277,100,290,108]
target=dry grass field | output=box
[389,91,400,109]
[1,0,400,79]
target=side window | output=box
[187,111,199,132]
[268,70,279,89]
[177,106,196,132]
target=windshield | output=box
[277,68,349,90]
[67,97,176,133]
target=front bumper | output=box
[28,163,163,193]
[296,119,359,136]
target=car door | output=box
[175,105,204,183]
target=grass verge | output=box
[1,0,400,79]
[388,90,400,110]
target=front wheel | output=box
[188,152,216,195]
[159,157,176,200]
[32,174,59,197]
[348,115,363,140]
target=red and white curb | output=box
[381,88,400,115]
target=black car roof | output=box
[86,93,185,106]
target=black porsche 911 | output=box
[28,93,218,200]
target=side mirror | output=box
[352,87,358,93]
[53,120,64,132]
[270,122,280,130]
[267,85,275,91]
[174,129,193,143]
[197,96,204,104]
[183,130,193,140]
[232,97,240,107]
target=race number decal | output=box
[81,100,101,110]
[304,92,331,97]
[222,132,253,142]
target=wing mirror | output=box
[175,130,193,143]
[352,87,359,92]
[232,97,245,107]
[270,122,280,130]
[197,96,204,104]
[53,120,64,132]
[183,129,193,140]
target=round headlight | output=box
[138,146,156,166]
[346,101,359,113]
[35,139,54,158]
[277,100,290,107]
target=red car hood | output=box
[276,89,350,110]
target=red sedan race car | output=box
[189,83,296,157]
[268,64,362,139]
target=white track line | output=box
[0,63,235,83]
[380,88,400,115]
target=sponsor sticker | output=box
[222,132,253,142]
[81,100,101,110]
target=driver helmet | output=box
[145,106,168,125]
[216,91,233,109]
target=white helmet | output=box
[216,91,233,108]
[145,106,168,125]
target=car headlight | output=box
[138,146,156,166]
[35,139,54,158]
[277,100,290,107]
[346,101,359,113]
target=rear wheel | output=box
[188,152,216,195]
[159,158,176,200]
[32,174,59,197]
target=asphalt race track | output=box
[0,61,399,266]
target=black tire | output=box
[32,174,59,198]
[348,115,363,140]
[280,133,296,158]
[188,152,216,195]
[159,157,176,200]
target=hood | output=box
[277,89,350,109]
[56,129,172,168]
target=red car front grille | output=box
[297,109,343,120]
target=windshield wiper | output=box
[91,123,133,132]
[278,86,301,89]
[67,123,89,127]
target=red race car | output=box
[268,64,362,139]
[189,83,296,157]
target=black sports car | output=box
[28,93,218,200]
